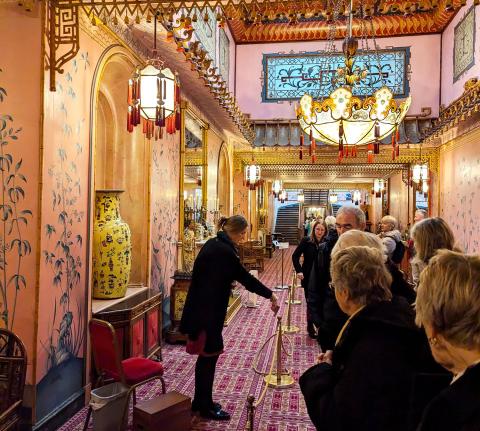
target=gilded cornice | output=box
[234,146,440,173]
[423,78,480,145]
[283,182,373,189]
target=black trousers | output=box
[192,354,220,412]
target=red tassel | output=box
[339,137,344,153]
[374,142,380,154]
[312,154,316,164]
[175,82,181,104]
[345,145,349,157]
[392,148,396,160]
[367,151,374,163]
[396,145,400,156]
[396,128,400,143]
[127,107,133,133]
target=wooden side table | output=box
[93,289,163,360]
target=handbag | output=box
[186,331,206,355]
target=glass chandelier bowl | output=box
[297,87,411,147]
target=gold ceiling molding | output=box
[234,146,440,173]
[282,182,374,190]
[423,77,480,145]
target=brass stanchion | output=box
[282,281,300,334]
[285,272,302,305]
[264,317,295,387]
[246,395,255,431]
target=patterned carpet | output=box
[58,246,319,431]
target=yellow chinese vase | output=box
[92,190,132,299]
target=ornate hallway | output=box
[58,247,319,431]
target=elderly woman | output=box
[410,217,456,288]
[292,219,327,338]
[332,230,416,303]
[415,250,480,430]
[378,215,404,262]
[300,246,440,431]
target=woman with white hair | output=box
[332,230,415,304]
[300,246,441,431]
[416,250,480,430]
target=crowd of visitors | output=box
[292,207,480,430]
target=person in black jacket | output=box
[300,246,446,431]
[415,250,480,431]
[292,219,327,337]
[180,215,278,421]
[307,206,366,351]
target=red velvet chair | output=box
[84,319,166,430]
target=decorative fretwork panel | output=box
[262,48,410,102]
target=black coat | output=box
[387,260,416,304]
[417,362,480,431]
[300,297,449,431]
[307,229,346,350]
[292,237,320,290]
[179,231,272,354]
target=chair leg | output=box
[160,376,166,394]
[83,406,92,431]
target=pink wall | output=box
[441,1,480,107]
[0,3,41,386]
[439,129,480,253]
[236,35,441,120]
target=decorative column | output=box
[177,101,187,270]
[201,124,209,211]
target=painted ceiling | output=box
[225,0,464,43]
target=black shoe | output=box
[212,402,222,412]
[200,408,231,420]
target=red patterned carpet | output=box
[58,246,319,431]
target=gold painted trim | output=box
[202,124,209,210]
[177,101,187,270]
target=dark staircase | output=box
[304,190,329,206]
[274,203,300,245]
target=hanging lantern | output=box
[353,190,361,205]
[412,163,429,184]
[127,64,180,140]
[272,180,283,197]
[422,180,429,196]
[244,163,261,190]
[373,179,385,198]
[297,190,305,203]
[329,192,338,204]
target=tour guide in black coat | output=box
[300,297,446,431]
[180,216,278,421]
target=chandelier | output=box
[127,15,180,140]
[296,0,411,164]
[329,192,338,204]
[278,189,287,203]
[373,178,385,198]
[272,180,283,197]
